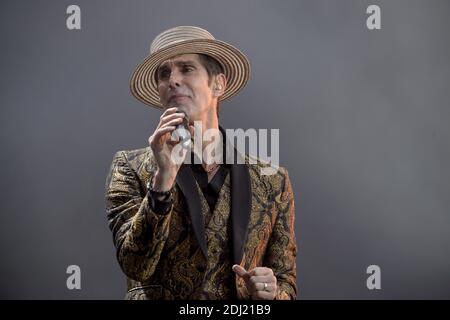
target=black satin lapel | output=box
[230,160,252,265]
[218,125,252,264]
[176,164,208,258]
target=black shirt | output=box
[191,163,229,213]
[148,161,229,215]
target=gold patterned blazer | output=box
[105,139,297,300]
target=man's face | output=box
[156,53,216,122]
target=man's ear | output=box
[213,73,227,97]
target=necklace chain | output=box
[203,163,219,174]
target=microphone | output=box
[173,109,191,149]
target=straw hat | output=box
[130,26,251,109]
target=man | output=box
[105,26,297,300]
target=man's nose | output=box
[168,69,182,88]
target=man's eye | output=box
[159,70,170,79]
[183,66,194,72]
[159,70,170,78]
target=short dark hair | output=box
[197,54,224,84]
[198,54,224,117]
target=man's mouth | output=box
[168,94,190,103]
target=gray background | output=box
[0,0,449,299]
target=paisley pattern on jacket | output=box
[105,146,297,300]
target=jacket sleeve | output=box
[105,151,173,282]
[264,167,298,300]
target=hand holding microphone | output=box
[148,107,192,191]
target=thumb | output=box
[232,264,248,278]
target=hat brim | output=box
[130,39,250,109]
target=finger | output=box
[248,279,271,293]
[249,281,262,293]
[232,265,248,279]
[149,127,174,150]
[159,112,185,127]
[254,281,276,292]
[249,275,276,286]
[160,107,178,119]
[160,117,184,129]
[247,267,273,277]
[152,126,177,143]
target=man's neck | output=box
[194,109,221,166]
